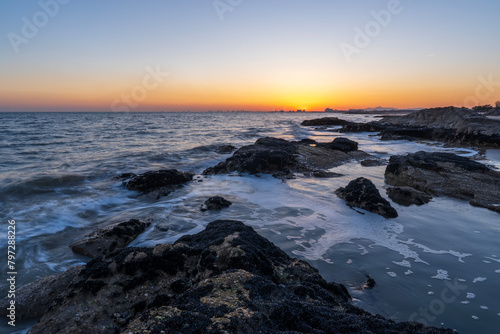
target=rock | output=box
[28,220,452,334]
[364,275,376,289]
[201,196,232,211]
[341,107,500,147]
[0,266,82,321]
[385,151,500,213]
[114,173,136,180]
[215,145,236,154]
[203,137,369,178]
[306,171,344,178]
[386,186,432,206]
[301,117,351,126]
[70,219,150,258]
[126,169,194,198]
[318,137,358,152]
[361,159,386,167]
[336,177,398,218]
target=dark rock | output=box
[201,196,232,211]
[386,186,432,206]
[385,151,500,213]
[340,107,500,147]
[363,275,376,290]
[0,266,83,321]
[28,220,452,334]
[336,177,398,218]
[126,169,194,198]
[361,159,386,167]
[70,219,150,258]
[301,117,351,126]
[307,171,344,178]
[318,137,358,152]
[203,137,368,178]
[215,145,236,154]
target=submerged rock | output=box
[200,196,232,211]
[385,151,500,213]
[301,117,351,126]
[125,169,194,198]
[28,220,451,334]
[70,219,150,258]
[386,186,432,206]
[336,177,398,218]
[203,137,368,178]
[215,145,237,154]
[361,159,387,167]
[340,107,500,147]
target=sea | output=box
[1,112,499,334]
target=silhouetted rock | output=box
[28,220,452,334]
[70,219,150,258]
[318,137,358,152]
[215,145,236,154]
[386,186,432,206]
[364,275,376,290]
[203,137,368,178]
[336,177,398,218]
[114,173,137,180]
[340,107,500,147]
[200,196,232,211]
[301,117,351,126]
[126,169,194,198]
[385,151,500,213]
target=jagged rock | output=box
[28,220,451,334]
[301,117,351,126]
[386,186,432,206]
[336,177,398,218]
[364,275,376,290]
[361,159,387,167]
[203,137,368,178]
[215,145,236,154]
[385,151,500,213]
[70,219,150,258]
[0,266,82,321]
[201,196,232,211]
[340,107,500,147]
[125,169,194,198]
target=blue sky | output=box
[1,0,499,111]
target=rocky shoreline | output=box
[6,221,453,333]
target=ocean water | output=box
[0,112,499,333]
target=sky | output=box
[1,0,499,112]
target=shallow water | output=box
[0,112,499,333]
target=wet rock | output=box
[114,173,136,180]
[336,177,398,218]
[385,151,500,213]
[203,137,368,178]
[306,171,344,178]
[361,159,387,167]
[70,219,150,258]
[28,220,452,334]
[215,145,236,154]
[301,117,351,126]
[318,137,358,152]
[386,186,432,206]
[364,275,376,290]
[341,107,500,147]
[201,196,232,211]
[125,169,194,198]
[0,266,83,321]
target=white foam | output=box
[387,272,397,277]
[393,260,412,268]
[480,306,489,310]
[472,315,479,320]
[473,277,487,283]
[495,270,500,274]
[461,301,470,304]
[466,293,476,299]
[458,278,467,282]
[486,257,500,263]
[431,269,450,280]
[405,270,413,275]
[428,291,435,295]
[346,259,352,264]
